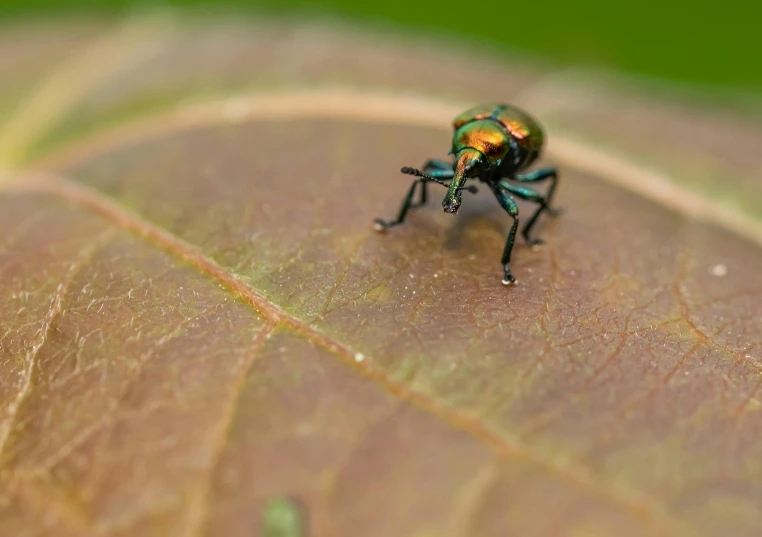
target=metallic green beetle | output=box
[374,103,560,286]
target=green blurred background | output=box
[0,0,759,95]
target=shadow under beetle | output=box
[374,103,560,286]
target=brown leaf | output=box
[1,16,762,537]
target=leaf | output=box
[1,15,762,537]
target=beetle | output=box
[373,103,560,286]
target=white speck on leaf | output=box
[710,264,728,277]
[354,353,365,363]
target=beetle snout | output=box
[442,196,461,214]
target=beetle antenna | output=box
[400,166,447,187]
[401,166,477,194]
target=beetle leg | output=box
[488,181,520,286]
[418,168,455,206]
[373,179,421,231]
[415,160,454,207]
[499,182,548,246]
[423,159,452,169]
[511,168,561,216]
[374,166,458,230]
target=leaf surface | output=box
[1,16,761,537]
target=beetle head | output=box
[442,148,484,214]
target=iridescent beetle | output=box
[374,103,560,286]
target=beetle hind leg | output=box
[511,168,561,216]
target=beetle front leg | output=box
[373,179,421,231]
[374,167,455,231]
[488,182,520,285]
[413,160,454,207]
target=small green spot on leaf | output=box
[263,497,304,537]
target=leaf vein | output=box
[0,228,115,461]
[183,319,277,537]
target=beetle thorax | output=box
[452,119,510,166]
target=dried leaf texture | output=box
[1,16,761,537]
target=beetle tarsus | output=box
[525,237,544,247]
[502,268,517,286]
[373,218,396,232]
